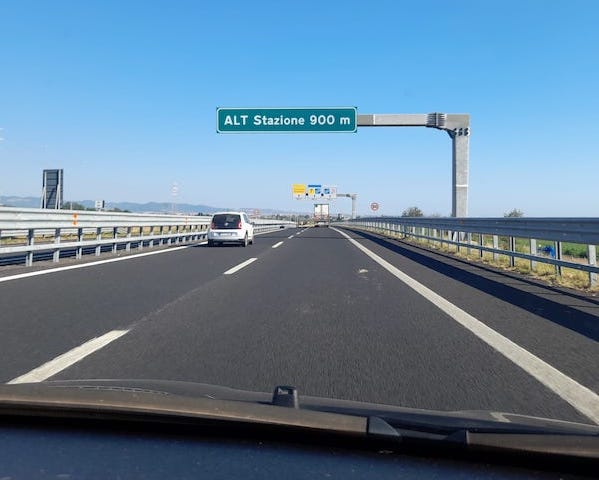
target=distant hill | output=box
[0,196,40,208]
[0,196,308,215]
[77,200,222,214]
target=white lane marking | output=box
[331,227,599,424]
[272,241,284,249]
[223,257,258,275]
[7,329,129,384]
[0,243,203,284]
[288,235,294,239]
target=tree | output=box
[504,208,524,218]
[401,206,424,217]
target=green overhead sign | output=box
[217,107,357,133]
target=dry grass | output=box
[360,227,598,292]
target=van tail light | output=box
[237,221,242,229]
[210,222,215,229]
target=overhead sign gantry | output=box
[216,108,470,217]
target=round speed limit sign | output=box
[370,202,379,212]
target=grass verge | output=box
[361,227,599,293]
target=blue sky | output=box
[1,0,597,216]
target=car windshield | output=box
[1,0,598,438]
[212,214,241,229]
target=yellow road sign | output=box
[292,184,308,198]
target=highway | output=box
[1,226,598,425]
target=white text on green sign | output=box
[217,108,357,133]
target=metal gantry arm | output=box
[337,193,357,219]
[357,113,470,217]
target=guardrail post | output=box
[113,227,118,254]
[167,226,172,245]
[126,227,132,252]
[76,228,83,259]
[149,226,155,248]
[529,239,537,271]
[509,236,516,267]
[26,229,35,266]
[95,227,102,256]
[492,235,499,262]
[466,233,472,255]
[479,234,484,258]
[138,227,144,250]
[53,228,61,263]
[588,245,597,287]
[555,241,562,276]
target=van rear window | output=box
[212,214,241,229]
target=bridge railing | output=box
[339,217,599,287]
[0,207,294,266]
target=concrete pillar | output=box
[450,130,469,217]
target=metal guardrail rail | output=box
[339,217,599,287]
[0,207,294,266]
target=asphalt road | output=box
[1,226,598,425]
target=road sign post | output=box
[217,108,357,133]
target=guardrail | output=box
[0,207,294,267]
[339,217,599,287]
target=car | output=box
[207,211,254,247]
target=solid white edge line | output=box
[331,227,599,425]
[223,257,258,275]
[7,329,130,384]
[0,243,206,284]
[272,241,284,249]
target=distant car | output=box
[207,212,254,247]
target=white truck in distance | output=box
[314,203,330,227]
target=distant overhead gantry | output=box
[336,193,357,219]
